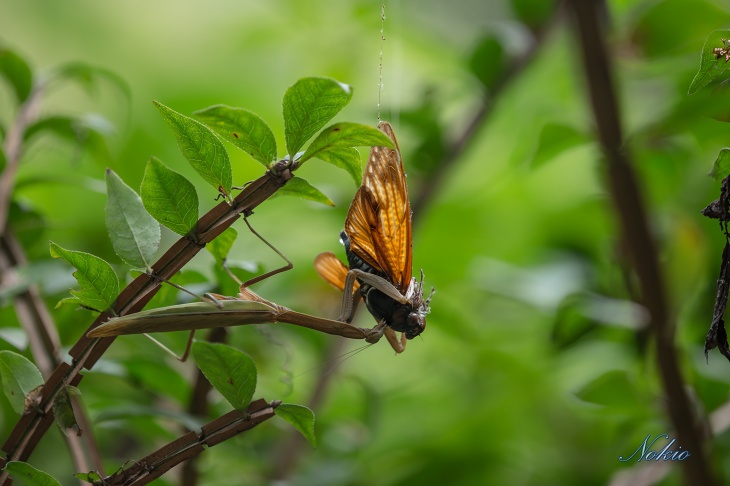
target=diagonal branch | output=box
[0,166,292,485]
[566,1,716,485]
[100,398,279,486]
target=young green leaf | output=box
[689,30,730,95]
[0,48,33,103]
[141,157,199,236]
[106,169,161,270]
[191,342,256,411]
[271,176,334,206]
[0,351,44,415]
[283,77,353,156]
[206,227,238,263]
[3,462,61,486]
[52,385,81,436]
[194,105,277,167]
[49,242,119,312]
[299,122,394,165]
[709,148,730,180]
[154,101,233,198]
[314,147,362,186]
[275,403,316,447]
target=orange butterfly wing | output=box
[314,251,358,292]
[344,121,413,293]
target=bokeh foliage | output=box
[2,0,730,485]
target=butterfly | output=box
[314,121,433,353]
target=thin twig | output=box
[566,1,716,485]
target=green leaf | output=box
[314,147,361,186]
[206,227,238,263]
[4,462,61,486]
[52,385,81,436]
[531,123,591,169]
[510,0,554,30]
[468,35,506,90]
[0,48,33,102]
[24,115,113,164]
[0,351,44,415]
[52,62,130,101]
[141,157,199,236]
[49,242,120,312]
[276,403,316,447]
[106,169,161,269]
[689,30,730,94]
[710,148,730,180]
[283,77,353,156]
[194,105,277,167]
[154,101,233,198]
[191,342,256,411]
[0,147,6,173]
[575,370,638,408]
[272,176,334,206]
[74,471,103,485]
[299,122,394,165]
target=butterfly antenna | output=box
[378,3,386,123]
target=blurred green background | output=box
[3,0,730,484]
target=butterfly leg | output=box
[240,216,293,288]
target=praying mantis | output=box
[88,122,433,355]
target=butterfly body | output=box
[340,231,421,339]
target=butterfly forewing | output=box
[344,121,413,293]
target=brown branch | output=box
[0,77,105,476]
[566,1,716,485]
[0,167,292,485]
[0,81,45,238]
[98,398,279,486]
[0,230,102,476]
